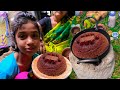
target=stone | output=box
[69,45,115,79]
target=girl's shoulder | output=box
[0,52,15,63]
[0,52,19,79]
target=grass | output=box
[111,52,120,79]
[69,69,77,79]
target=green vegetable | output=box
[52,23,71,44]
[84,19,91,29]
[44,22,61,42]
[44,21,70,43]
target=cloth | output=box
[0,11,9,48]
[0,52,19,79]
[38,17,52,35]
[14,71,29,79]
[0,52,39,79]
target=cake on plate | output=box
[32,52,72,79]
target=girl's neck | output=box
[15,52,33,72]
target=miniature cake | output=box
[72,32,109,59]
[37,52,67,76]
[32,52,72,79]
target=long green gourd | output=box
[44,22,61,36]
[44,25,63,42]
[55,39,71,54]
[44,20,70,43]
[44,22,61,42]
[52,23,71,44]
[49,21,70,42]
[52,16,77,44]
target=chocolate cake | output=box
[37,52,67,76]
[72,32,109,59]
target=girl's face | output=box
[53,11,67,19]
[15,22,40,56]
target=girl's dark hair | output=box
[61,11,75,24]
[11,11,40,36]
[11,11,40,51]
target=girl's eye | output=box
[32,33,39,39]
[18,34,27,40]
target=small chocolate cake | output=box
[72,32,109,59]
[37,52,67,76]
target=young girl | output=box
[0,11,41,79]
